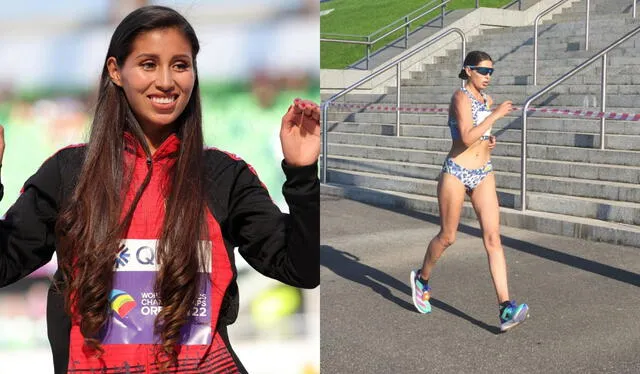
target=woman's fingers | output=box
[290,99,320,123]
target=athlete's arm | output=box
[0,148,61,287]
[225,159,319,289]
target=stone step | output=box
[436,51,638,66]
[562,0,637,12]
[321,183,640,247]
[473,31,638,51]
[326,122,640,150]
[481,16,640,36]
[327,158,640,225]
[326,113,640,135]
[325,132,640,166]
[333,92,640,107]
[323,98,640,115]
[449,45,640,62]
[479,19,640,41]
[528,193,640,225]
[474,30,640,51]
[422,58,638,75]
[401,73,640,86]
[552,10,639,23]
[327,165,640,206]
[326,144,640,184]
[328,152,640,187]
[480,16,639,37]
[388,84,640,96]
[462,36,639,52]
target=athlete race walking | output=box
[410,51,529,332]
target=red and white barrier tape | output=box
[328,102,640,121]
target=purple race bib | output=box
[100,239,213,345]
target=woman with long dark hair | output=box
[0,6,319,373]
[410,51,528,332]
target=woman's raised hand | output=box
[279,98,321,167]
[493,100,513,119]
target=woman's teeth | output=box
[151,96,175,104]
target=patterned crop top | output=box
[448,87,492,141]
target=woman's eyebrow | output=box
[134,53,192,60]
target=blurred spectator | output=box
[252,71,280,109]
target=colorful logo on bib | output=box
[109,289,137,318]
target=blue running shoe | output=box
[499,301,529,332]
[410,270,431,314]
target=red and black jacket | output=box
[0,133,319,373]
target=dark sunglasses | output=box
[467,66,494,76]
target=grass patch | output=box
[321,0,519,69]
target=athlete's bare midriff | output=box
[447,137,491,169]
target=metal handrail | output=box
[320,0,451,70]
[520,25,640,211]
[321,32,367,39]
[319,39,370,45]
[534,0,639,85]
[320,27,467,183]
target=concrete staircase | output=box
[322,0,640,247]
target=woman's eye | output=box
[141,62,156,70]
[174,63,189,71]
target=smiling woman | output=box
[0,5,320,374]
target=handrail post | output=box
[521,103,529,212]
[534,21,539,85]
[476,0,479,8]
[366,36,371,70]
[321,103,329,183]
[519,0,522,11]
[634,0,637,18]
[405,16,409,48]
[600,54,607,150]
[396,63,401,136]
[585,0,590,51]
[441,0,446,28]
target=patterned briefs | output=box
[442,158,493,192]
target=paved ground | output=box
[320,194,640,373]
